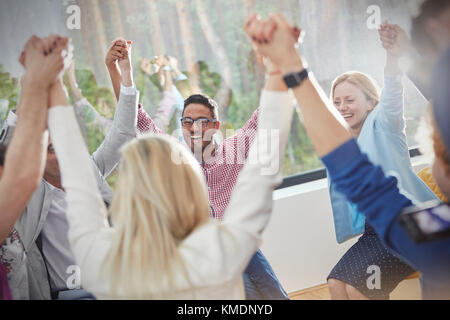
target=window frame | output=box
[276,147,422,190]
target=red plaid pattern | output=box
[137,104,259,220]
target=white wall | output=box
[260,157,430,293]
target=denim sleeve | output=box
[377,74,405,133]
[322,139,413,247]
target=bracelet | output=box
[268,70,282,76]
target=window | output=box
[0,0,427,181]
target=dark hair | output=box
[183,94,219,120]
[411,0,450,54]
[0,145,6,167]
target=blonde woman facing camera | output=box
[46,66,293,298]
[245,8,450,301]
[326,23,438,300]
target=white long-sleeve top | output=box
[48,90,293,299]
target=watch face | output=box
[283,74,296,88]
[283,69,308,88]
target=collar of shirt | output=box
[199,141,219,167]
[43,180,66,202]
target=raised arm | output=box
[377,23,409,132]
[152,55,177,131]
[105,38,128,102]
[245,13,351,157]
[92,39,138,177]
[48,80,111,298]
[132,56,171,135]
[0,35,69,242]
[65,61,112,134]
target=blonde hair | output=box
[103,134,210,299]
[331,71,381,108]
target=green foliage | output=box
[70,68,115,156]
[85,121,106,155]
[198,60,223,99]
[0,65,19,120]
[76,69,116,119]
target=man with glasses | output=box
[134,63,291,300]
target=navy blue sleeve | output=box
[321,139,450,292]
[322,139,413,246]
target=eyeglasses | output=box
[180,117,217,128]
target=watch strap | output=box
[283,69,309,88]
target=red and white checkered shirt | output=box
[137,105,259,220]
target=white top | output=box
[48,90,293,299]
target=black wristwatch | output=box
[283,69,309,88]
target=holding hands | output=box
[105,38,133,75]
[105,37,134,99]
[378,22,409,74]
[140,55,176,90]
[244,13,304,73]
[105,38,133,89]
[105,38,126,67]
[139,55,171,76]
[378,22,410,58]
[20,35,72,90]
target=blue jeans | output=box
[56,289,96,300]
[243,249,289,300]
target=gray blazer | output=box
[0,91,138,299]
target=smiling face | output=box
[181,103,219,153]
[333,81,375,134]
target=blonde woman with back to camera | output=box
[46,41,294,298]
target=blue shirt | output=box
[328,75,438,243]
[323,139,450,299]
